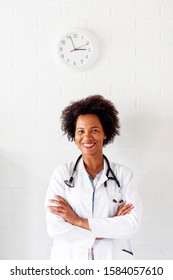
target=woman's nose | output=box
[84,131,92,138]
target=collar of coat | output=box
[74,156,109,189]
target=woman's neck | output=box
[82,154,104,179]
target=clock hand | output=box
[69,36,76,50]
[70,42,89,52]
[75,49,86,50]
[75,43,88,49]
[71,48,86,52]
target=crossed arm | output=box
[47,195,134,230]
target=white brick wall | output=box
[0,0,173,260]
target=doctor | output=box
[45,95,142,260]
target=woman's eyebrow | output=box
[76,125,100,129]
[76,127,84,129]
[90,126,100,129]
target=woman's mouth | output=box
[82,143,96,149]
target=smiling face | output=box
[75,114,106,157]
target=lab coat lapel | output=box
[95,171,108,189]
[95,158,108,189]
[75,156,92,190]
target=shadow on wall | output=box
[124,112,173,259]
[0,152,51,259]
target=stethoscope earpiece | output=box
[113,199,123,204]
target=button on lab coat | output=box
[45,157,142,260]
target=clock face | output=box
[57,30,98,71]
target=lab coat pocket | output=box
[118,249,134,260]
[106,185,122,203]
[94,187,117,217]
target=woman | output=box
[45,95,142,260]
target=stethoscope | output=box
[64,154,123,204]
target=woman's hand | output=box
[115,201,134,216]
[48,195,81,225]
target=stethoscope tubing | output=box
[64,154,121,190]
[103,155,121,188]
[64,154,82,188]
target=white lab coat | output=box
[45,157,142,260]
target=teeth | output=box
[83,143,94,147]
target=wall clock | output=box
[55,29,99,72]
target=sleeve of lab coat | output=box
[88,167,142,239]
[45,167,95,248]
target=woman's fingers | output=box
[48,199,60,205]
[115,201,126,215]
[48,195,69,216]
[55,195,68,204]
[120,204,134,215]
[47,195,75,221]
[117,200,126,210]
[48,195,68,207]
[47,205,64,215]
[116,202,134,216]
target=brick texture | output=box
[0,0,173,260]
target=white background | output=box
[0,0,173,260]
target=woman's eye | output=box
[91,129,98,133]
[77,130,84,134]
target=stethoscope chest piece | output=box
[64,177,74,188]
[64,176,75,188]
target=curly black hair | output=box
[61,95,120,146]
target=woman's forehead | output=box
[76,114,102,127]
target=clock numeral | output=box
[61,54,64,58]
[73,61,76,66]
[62,40,66,45]
[59,47,63,52]
[88,48,91,52]
[86,41,89,45]
[73,33,77,38]
[80,59,84,64]
[67,59,70,63]
[86,55,89,59]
